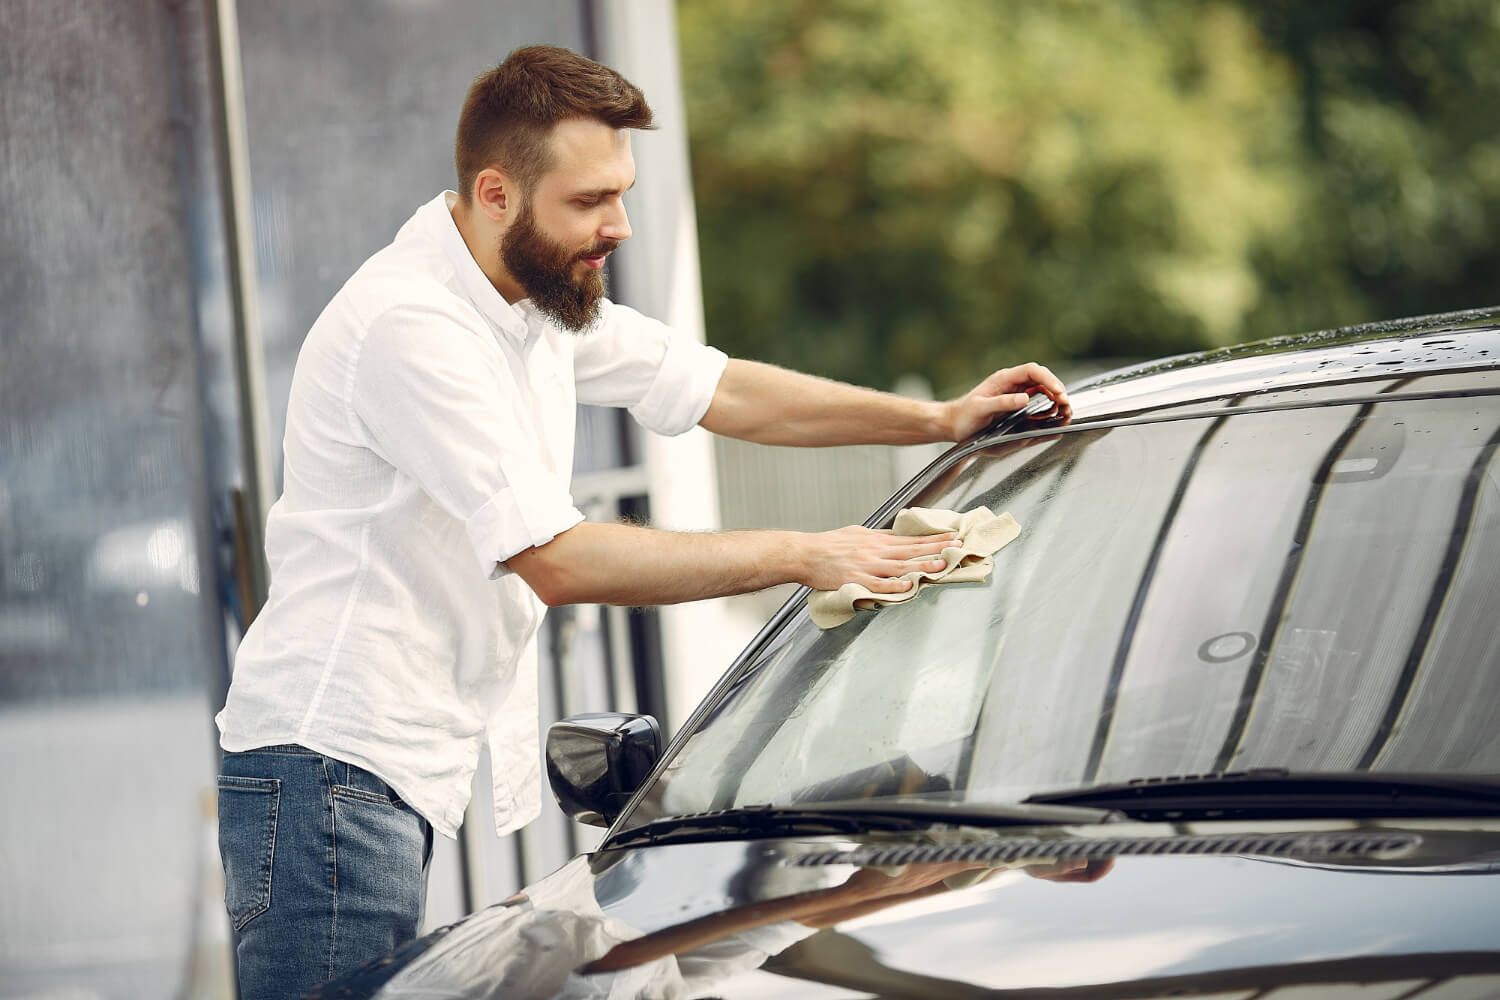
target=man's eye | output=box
[575,199,599,208]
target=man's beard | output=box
[499,202,614,332]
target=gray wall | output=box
[1,2,233,995]
[0,1,639,994]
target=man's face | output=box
[499,119,635,332]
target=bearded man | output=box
[213,44,1067,1000]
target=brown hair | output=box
[455,45,654,205]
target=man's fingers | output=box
[893,536,956,554]
[861,556,949,594]
[897,532,956,547]
[1017,362,1066,398]
[861,575,915,594]
[994,363,1069,407]
[879,534,954,572]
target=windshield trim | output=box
[967,383,1500,458]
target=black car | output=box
[320,307,1500,999]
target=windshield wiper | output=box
[1024,769,1500,821]
[604,799,1118,850]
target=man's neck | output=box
[450,198,526,303]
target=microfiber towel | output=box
[807,506,1021,629]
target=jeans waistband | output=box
[227,743,320,756]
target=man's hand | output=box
[943,363,1070,442]
[800,527,956,594]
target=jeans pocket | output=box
[329,787,430,941]
[218,775,280,931]
[330,782,401,809]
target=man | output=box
[215,44,1067,999]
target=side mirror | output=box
[545,713,663,827]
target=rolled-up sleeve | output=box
[350,303,584,577]
[573,301,728,436]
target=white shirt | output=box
[216,192,728,837]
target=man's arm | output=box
[699,358,1070,447]
[504,520,955,608]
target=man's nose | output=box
[600,200,631,243]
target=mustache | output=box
[579,241,620,260]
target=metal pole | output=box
[206,0,274,620]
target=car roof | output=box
[1063,305,1500,426]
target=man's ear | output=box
[472,168,514,224]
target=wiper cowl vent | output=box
[788,830,1421,869]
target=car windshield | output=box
[623,390,1500,830]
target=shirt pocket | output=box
[217,775,280,930]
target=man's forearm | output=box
[700,359,952,446]
[503,519,956,608]
[504,521,802,607]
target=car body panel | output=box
[321,819,1500,998]
[1069,306,1500,425]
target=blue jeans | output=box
[217,745,434,1000]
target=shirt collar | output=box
[425,191,534,344]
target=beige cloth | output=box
[808,506,1021,629]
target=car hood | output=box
[327,817,1500,998]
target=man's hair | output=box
[455,45,654,205]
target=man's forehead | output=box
[541,119,636,188]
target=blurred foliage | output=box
[675,0,1500,393]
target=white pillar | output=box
[591,1,750,731]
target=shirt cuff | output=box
[465,484,586,579]
[628,337,728,436]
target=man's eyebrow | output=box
[572,178,638,198]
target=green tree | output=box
[676,0,1500,392]
[1235,0,1500,340]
